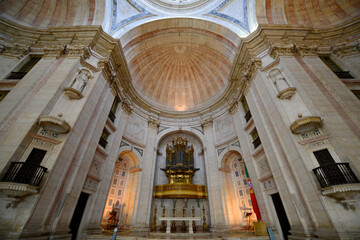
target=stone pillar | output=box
[84,101,131,233]
[201,118,226,231]
[131,119,158,229]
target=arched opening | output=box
[220,151,257,229]
[101,151,140,230]
[150,131,210,231]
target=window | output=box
[351,90,360,100]
[108,199,113,206]
[7,56,41,79]
[250,128,261,149]
[243,179,247,185]
[240,97,252,122]
[120,180,124,186]
[116,170,120,175]
[239,190,243,196]
[0,90,10,102]
[113,178,118,185]
[99,128,110,148]
[108,97,120,122]
[117,189,122,196]
[319,56,353,79]
[121,171,126,177]
[235,171,239,177]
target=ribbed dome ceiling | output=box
[124,28,236,112]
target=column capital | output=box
[43,45,65,58]
[229,101,239,114]
[201,118,213,129]
[331,40,360,57]
[121,102,132,115]
[148,118,160,129]
[0,43,29,58]
[65,44,90,60]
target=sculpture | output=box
[268,68,296,99]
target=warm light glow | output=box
[174,104,187,111]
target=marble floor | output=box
[88,230,270,239]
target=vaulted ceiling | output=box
[1,0,359,114]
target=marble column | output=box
[201,118,226,231]
[131,119,158,229]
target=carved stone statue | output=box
[71,68,93,92]
[268,68,296,99]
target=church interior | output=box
[0,0,360,239]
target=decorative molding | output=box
[43,45,65,58]
[218,167,231,173]
[38,115,71,134]
[120,141,130,148]
[65,44,90,59]
[190,126,204,135]
[331,40,360,57]
[122,102,132,115]
[32,134,62,145]
[148,118,160,129]
[322,183,360,211]
[130,168,142,173]
[269,43,294,59]
[97,58,116,84]
[157,126,170,135]
[231,141,241,148]
[201,118,213,129]
[208,0,250,32]
[134,146,144,157]
[229,101,238,114]
[290,116,322,134]
[217,147,226,156]
[277,87,296,99]
[0,43,29,58]
[261,58,280,72]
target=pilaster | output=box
[201,117,227,231]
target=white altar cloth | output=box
[158,217,201,233]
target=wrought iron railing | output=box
[244,111,252,122]
[334,71,354,79]
[108,111,116,122]
[252,137,261,149]
[6,72,28,79]
[99,137,108,148]
[312,163,359,188]
[1,162,47,186]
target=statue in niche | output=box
[268,68,296,99]
[64,67,93,99]
[71,68,92,92]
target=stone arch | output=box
[101,150,141,229]
[219,150,257,229]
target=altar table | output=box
[158,217,201,233]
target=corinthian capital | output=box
[121,102,132,115]
[201,117,213,129]
[331,40,360,57]
[0,43,29,58]
[65,44,90,59]
[269,43,295,59]
[43,45,65,58]
[148,118,160,129]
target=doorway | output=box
[69,192,89,240]
[271,193,291,240]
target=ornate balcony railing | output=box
[108,111,116,122]
[334,71,354,79]
[1,162,47,187]
[6,72,27,79]
[252,137,261,149]
[312,163,359,188]
[244,111,252,122]
[99,137,108,148]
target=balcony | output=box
[6,72,27,79]
[244,111,252,122]
[99,137,108,149]
[334,71,354,79]
[108,111,116,122]
[313,163,360,210]
[0,162,47,199]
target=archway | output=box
[150,131,210,231]
[101,151,140,229]
[220,151,257,229]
